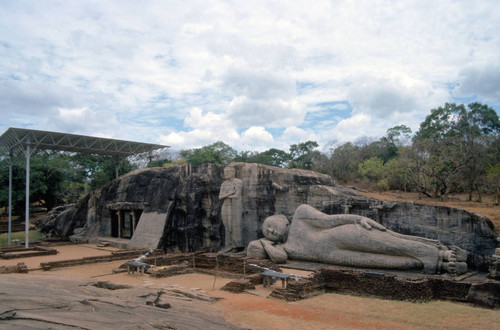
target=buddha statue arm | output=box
[261,239,288,264]
[229,180,242,199]
[294,205,386,231]
[219,184,236,199]
[219,179,242,200]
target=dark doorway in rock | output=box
[109,209,143,239]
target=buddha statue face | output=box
[223,166,236,180]
[262,215,289,243]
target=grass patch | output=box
[0,230,46,247]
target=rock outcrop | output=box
[0,274,237,329]
[46,163,498,270]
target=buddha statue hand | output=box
[359,218,386,231]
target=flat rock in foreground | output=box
[0,274,238,329]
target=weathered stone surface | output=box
[307,266,500,308]
[220,279,255,293]
[270,278,324,301]
[0,246,57,259]
[0,262,27,274]
[152,263,195,277]
[466,282,500,308]
[489,248,500,279]
[219,166,244,250]
[46,163,498,270]
[0,274,238,329]
[34,204,75,235]
[127,211,168,249]
[40,249,153,270]
[378,202,498,270]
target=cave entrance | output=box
[109,209,143,239]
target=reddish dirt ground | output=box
[1,244,499,329]
[2,190,499,328]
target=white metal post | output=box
[25,136,30,248]
[8,149,12,245]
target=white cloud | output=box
[44,107,120,138]
[329,114,378,144]
[454,64,500,103]
[240,126,275,151]
[280,127,320,146]
[159,107,240,148]
[0,0,499,151]
[223,67,305,128]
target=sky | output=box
[1,0,499,153]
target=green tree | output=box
[486,163,500,204]
[254,148,290,167]
[288,141,320,170]
[0,151,74,213]
[413,102,500,199]
[358,157,384,180]
[234,148,290,167]
[70,154,137,190]
[386,125,412,147]
[325,142,362,183]
[384,147,417,192]
[180,141,237,165]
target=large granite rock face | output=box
[49,163,498,270]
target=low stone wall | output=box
[152,263,195,278]
[140,253,500,308]
[297,267,500,308]
[270,278,324,301]
[0,262,28,274]
[40,249,154,270]
[0,246,58,259]
[141,252,279,275]
[319,268,436,301]
[221,279,256,293]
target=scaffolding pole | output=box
[8,149,12,245]
[25,136,30,248]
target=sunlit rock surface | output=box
[45,163,498,270]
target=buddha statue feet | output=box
[439,246,468,276]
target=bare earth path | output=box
[1,244,499,329]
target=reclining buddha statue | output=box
[247,204,467,275]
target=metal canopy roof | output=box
[0,127,169,157]
[1,127,169,248]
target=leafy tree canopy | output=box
[288,141,320,169]
[180,141,237,165]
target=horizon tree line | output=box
[1,102,499,215]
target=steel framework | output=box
[0,127,169,247]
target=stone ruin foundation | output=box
[0,246,57,259]
[1,242,498,308]
[122,251,500,309]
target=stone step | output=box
[97,237,129,249]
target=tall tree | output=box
[0,151,74,213]
[288,141,320,170]
[413,102,500,199]
[386,125,412,147]
[325,142,361,183]
[234,148,290,167]
[180,141,237,165]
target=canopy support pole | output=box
[25,136,30,248]
[8,149,13,245]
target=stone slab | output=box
[127,212,167,249]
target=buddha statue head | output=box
[262,215,290,243]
